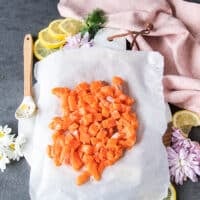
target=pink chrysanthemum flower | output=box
[166,128,200,185]
[171,128,192,151]
[64,32,93,49]
[167,146,200,185]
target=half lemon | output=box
[163,184,176,200]
[38,28,66,49]
[48,19,66,40]
[34,39,59,60]
[172,110,200,137]
[59,18,84,38]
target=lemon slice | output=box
[163,184,176,200]
[59,18,84,37]
[38,28,66,49]
[172,110,200,137]
[48,19,66,40]
[34,39,59,60]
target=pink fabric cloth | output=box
[57,0,200,114]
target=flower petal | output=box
[184,165,198,182]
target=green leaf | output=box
[81,9,107,39]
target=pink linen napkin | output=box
[57,0,200,114]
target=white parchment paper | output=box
[19,47,170,200]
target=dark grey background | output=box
[0,0,199,199]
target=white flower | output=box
[0,150,10,172]
[7,135,26,161]
[0,125,12,135]
[0,125,26,171]
[0,125,14,146]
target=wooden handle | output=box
[23,34,33,96]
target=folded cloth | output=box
[19,47,170,200]
[57,0,200,114]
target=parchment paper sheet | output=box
[19,47,170,200]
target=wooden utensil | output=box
[15,34,36,119]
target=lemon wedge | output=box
[34,39,59,60]
[172,110,200,137]
[48,19,66,40]
[59,18,84,37]
[38,28,66,49]
[163,184,176,200]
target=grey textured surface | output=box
[0,0,59,200]
[0,0,199,200]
